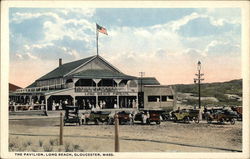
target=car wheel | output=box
[219,118,224,124]
[194,117,199,124]
[156,121,161,125]
[207,118,212,124]
[184,117,190,123]
[173,117,177,122]
[146,119,151,125]
[230,118,235,125]
[95,119,99,125]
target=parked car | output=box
[231,106,242,121]
[82,111,111,125]
[134,110,164,125]
[64,106,81,126]
[206,109,237,125]
[171,109,200,123]
[204,107,223,120]
[161,111,171,121]
[116,111,133,125]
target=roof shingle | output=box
[71,69,137,79]
[37,56,95,81]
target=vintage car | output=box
[82,111,111,125]
[134,110,164,125]
[160,111,171,121]
[64,106,81,126]
[231,106,242,121]
[206,108,238,125]
[204,107,223,119]
[171,109,200,123]
[116,111,133,125]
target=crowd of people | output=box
[51,98,138,111]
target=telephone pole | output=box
[194,61,204,109]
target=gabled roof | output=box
[138,77,160,85]
[9,83,22,92]
[71,69,137,79]
[37,55,96,81]
[36,55,136,81]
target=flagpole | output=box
[96,24,99,56]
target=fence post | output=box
[60,112,63,145]
[114,113,120,152]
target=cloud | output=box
[15,52,38,60]
[178,16,240,37]
[204,40,240,56]
[9,8,241,85]
[169,12,204,31]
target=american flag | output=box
[96,23,108,35]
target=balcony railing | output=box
[75,86,137,93]
[14,84,138,94]
[15,83,67,93]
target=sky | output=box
[9,8,241,88]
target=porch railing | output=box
[75,86,137,93]
[15,83,67,93]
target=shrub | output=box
[64,142,73,152]
[27,141,32,146]
[43,145,53,152]
[39,140,43,147]
[9,141,17,151]
[49,139,58,146]
[73,144,80,150]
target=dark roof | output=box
[37,55,95,81]
[71,69,137,79]
[9,83,22,92]
[27,82,36,88]
[138,77,160,85]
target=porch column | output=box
[29,95,33,105]
[73,78,79,90]
[114,79,122,87]
[37,95,41,103]
[73,96,76,106]
[45,96,49,111]
[114,79,122,108]
[23,95,26,104]
[93,79,101,107]
[117,96,119,108]
[14,97,17,112]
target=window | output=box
[161,96,167,102]
[148,96,160,102]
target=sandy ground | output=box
[9,116,242,152]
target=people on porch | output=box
[52,100,56,111]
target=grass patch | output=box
[43,144,53,152]
[49,138,58,146]
[39,140,43,147]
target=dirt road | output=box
[9,117,242,152]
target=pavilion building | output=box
[10,55,175,111]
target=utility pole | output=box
[114,113,119,152]
[59,112,63,145]
[194,61,204,109]
[139,72,145,108]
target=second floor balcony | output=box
[75,86,137,93]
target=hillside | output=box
[171,79,242,106]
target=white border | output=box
[1,1,249,159]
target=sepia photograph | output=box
[1,1,249,159]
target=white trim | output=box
[97,55,123,73]
[64,55,124,77]
[64,55,97,77]
[44,88,74,96]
